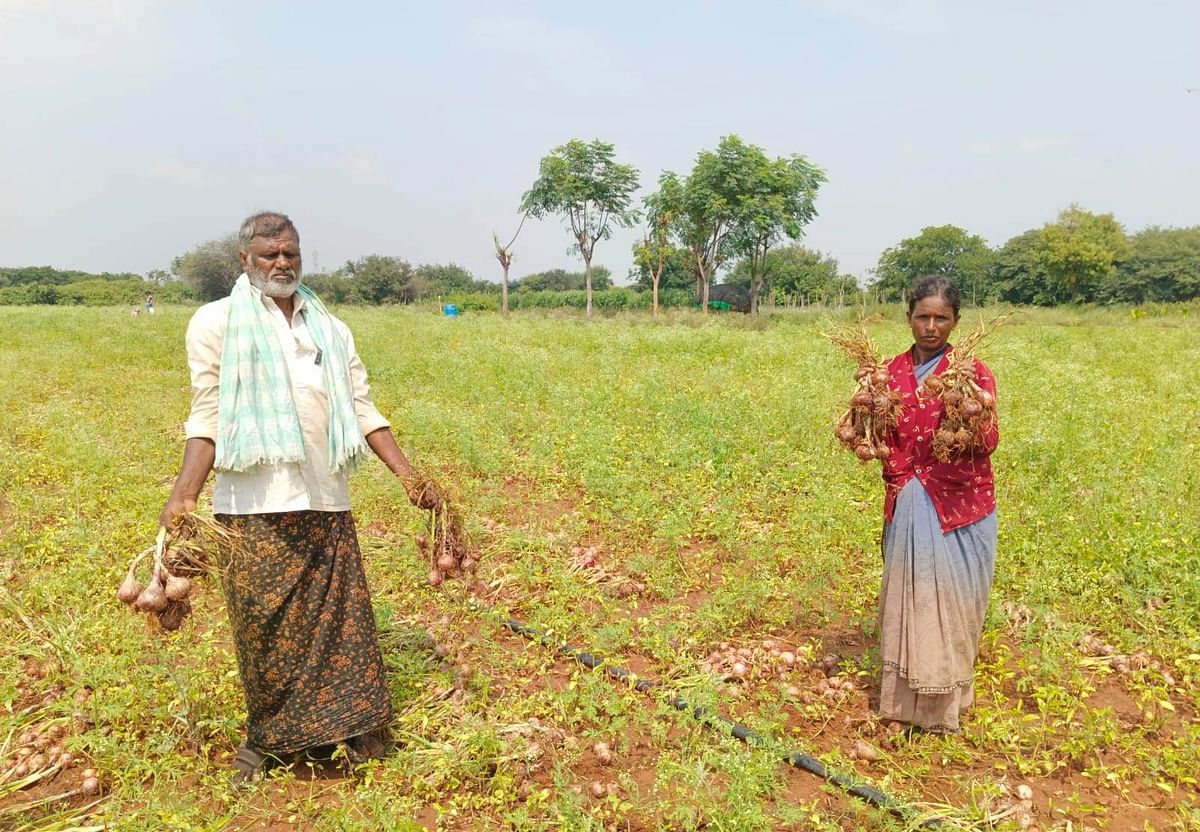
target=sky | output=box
[2,0,1198,286]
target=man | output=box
[159,211,436,784]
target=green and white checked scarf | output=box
[215,274,370,474]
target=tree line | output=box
[870,206,1200,306]
[3,134,1196,310]
[165,233,639,306]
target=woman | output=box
[876,275,999,733]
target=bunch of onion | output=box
[699,638,809,684]
[116,514,247,631]
[822,323,903,462]
[409,471,478,587]
[0,719,77,787]
[919,313,1008,462]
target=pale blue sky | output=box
[2,0,1197,285]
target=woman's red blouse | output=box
[881,346,999,532]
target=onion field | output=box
[1,304,1197,831]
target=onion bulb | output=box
[158,599,190,631]
[164,574,192,601]
[135,577,168,612]
[854,443,875,461]
[117,573,142,605]
[852,740,879,762]
[436,553,457,573]
[427,570,444,587]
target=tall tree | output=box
[171,234,241,301]
[871,225,995,304]
[492,215,526,314]
[1034,205,1128,304]
[649,136,798,314]
[729,147,826,314]
[520,139,640,317]
[633,209,673,316]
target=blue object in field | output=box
[442,304,459,317]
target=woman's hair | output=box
[908,275,961,317]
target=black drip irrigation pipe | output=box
[496,613,940,829]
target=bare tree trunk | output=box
[652,276,660,316]
[584,255,593,318]
[493,220,524,316]
[749,241,768,315]
[690,249,706,314]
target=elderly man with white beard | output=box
[159,211,437,785]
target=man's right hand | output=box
[406,480,442,511]
[159,437,216,530]
[159,494,197,531]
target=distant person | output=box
[145,292,155,315]
[873,275,999,734]
[159,211,439,785]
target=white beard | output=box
[246,264,301,298]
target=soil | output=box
[7,486,1190,831]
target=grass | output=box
[0,303,1197,830]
